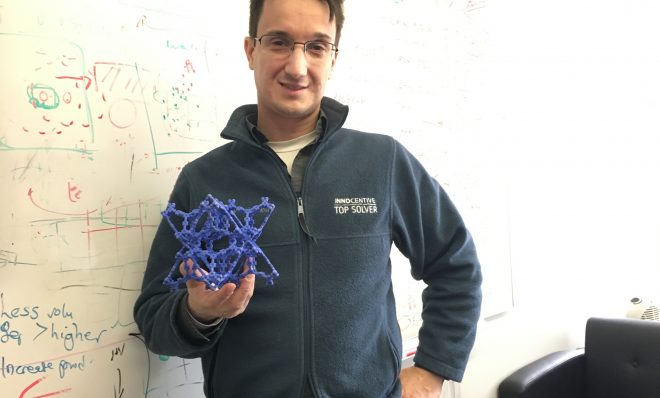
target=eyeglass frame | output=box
[252,34,339,59]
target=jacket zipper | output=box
[294,142,326,397]
[297,196,312,237]
[297,195,315,396]
[300,217,314,397]
[257,144,315,396]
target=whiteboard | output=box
[0,1,508,396]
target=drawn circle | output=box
[27,84,60,109]
[108,98,137,129]
[63,91,72,104]
[39,90,50,102]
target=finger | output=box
[241,257,255,275]
[233,273,255,307]
[236,258,255,301]
[179,258,206,276]
[219,282,254,318]
[178,259,189,276]
[211,281,237,302]
[179,259,210,290]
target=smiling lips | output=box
[280,81,307,91]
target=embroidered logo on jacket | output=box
[334,197,378,215]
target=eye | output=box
[306,41,330,55]
[266,36,291,48]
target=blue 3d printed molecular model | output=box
[161,194,279,291]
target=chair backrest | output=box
[585,317,660,398]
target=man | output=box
[133,0,482,397]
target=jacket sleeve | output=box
[390,140,482,382]
[133,168,227,358]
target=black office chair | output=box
[498,317,660,398]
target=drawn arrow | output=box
[19,376,72,398]
[27,188,97,216]
[114,368,125,398]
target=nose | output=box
[284,43,308,78]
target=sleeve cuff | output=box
[176,293,225,342]
[414,362,449,381]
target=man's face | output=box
[245,0,337,132]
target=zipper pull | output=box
[297,196,312,237]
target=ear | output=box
[244,36,255,70]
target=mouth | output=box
[280,81,307,92]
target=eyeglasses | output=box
[253,34,338,61]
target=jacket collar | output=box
[220,96,349,145]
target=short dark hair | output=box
[249,0,345,45]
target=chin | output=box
[278,106,315,120]
[275,99,317,118]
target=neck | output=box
[256,109,320,142]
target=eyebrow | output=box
[261,29,334,42]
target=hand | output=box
[180,259,255,323]
[400,366,444,398]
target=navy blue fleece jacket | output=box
[133,97,482,397]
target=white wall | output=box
[446,1,660,396]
